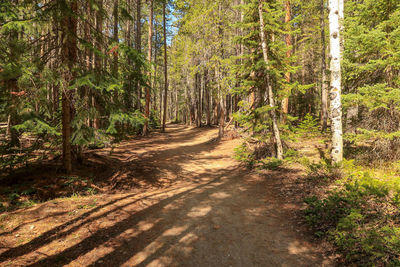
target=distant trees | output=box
[169,0,399,163]
[1,0,399,167]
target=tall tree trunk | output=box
[196,72,202,127]
[135,0,142,111]
[161,1,168,132]
[85,1,93,127]
[113,0,119,78]
[281,0,291,121]
[93,0,103,129]
[338,0,344,56]
[175,87,179,121]
[205,69,211,126]
[258,0,283,160]
[153,30,158,112]
[328,0,343,163]
[61,0,78,173]
[6,9,20,147]
[143,0,153,135]
[218,90,225,138]
[217,4,224,138]
[320,0,328,131]
[125,0,133,110]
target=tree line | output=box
[1,0,170,173]
[1,0,400,171]
[169,0,400,164]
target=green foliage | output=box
[0,0,153,172]
[301,157,343,181]
[234,143,255,168]
[305,164,400,265]
[295,113,319,134]
[258,157,283,170]
[106,110,146,139]
[342,0,400,165]
[344,129,400,163]
[283,148,300,162]
[149,109,161,129]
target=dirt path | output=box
[0,125,332,266]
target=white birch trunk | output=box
[258,0,284,160]
[328,0,343,163]
[338,0,344,57]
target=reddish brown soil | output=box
[0,125,333,266]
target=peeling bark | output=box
[328,0,343,163]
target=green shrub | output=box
[234,143,255,168]
[258,157,283,170]
[283,148,300,162]
[301,157,343,181]
[305,170,400,266]
[296,113,320,134]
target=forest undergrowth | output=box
[234,117,400,266]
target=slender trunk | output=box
[143,0,153,135]
[258,0,283,160]
[85,1,93,126]
[135,0,142,111]
[61,0,78,173]
[160,82,163,120]
[320,0,328,131]
[196,72,202,127]
[94,0,103,129]
[218,92,225,138]
[328,0,343,163]
[338,0,344,56]
[281,0,291,121]
[175,87,179,121]
[153,32,158,112]
[205,69,211,126]
[125,0,133,110]
[161,2,168,132]
[113,0,119,78]
[217,4,224,138]
[217,68,224,138]
[53,20,60,117]
[7,29,20,146]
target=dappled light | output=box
[2,0,399,265]
[0,126,330,266]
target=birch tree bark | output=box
[328,0,343,163]
[258,0,284,160]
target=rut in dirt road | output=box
[0,125,332,267]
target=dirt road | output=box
[0,125,332,266]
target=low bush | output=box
[304,163,400,266]
[234,143,255,168]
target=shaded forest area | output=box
[1,0,400,266]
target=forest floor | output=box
[0,125,335,266]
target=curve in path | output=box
[0,125,332,267]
